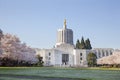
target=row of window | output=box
[80,53,83,61]
[48,52,51,60]
[98,52,112,58]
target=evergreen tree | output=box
[85,38,92,49]
[76,39,80,49]
[85,40,88,49]
[75,37,92,49]
[87,38,92,49]
[80,37,86,49]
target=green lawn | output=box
[0,67,120,80]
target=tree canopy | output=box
[76,37,92,49]
[76,39,80,49]
[87,52,97,67]
[85,38,92,49]
[79,37,86,49]
[0,33,37,62]
[36,55,44,66]
[0,31,44,66]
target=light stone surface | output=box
[56,22,73,46]
[35,20,120,67]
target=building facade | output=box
[36,20,115,67]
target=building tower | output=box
[56,19,73,46]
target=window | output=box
[102,50,105,57]
[80,57,82,60]
[106,51,108,56]
[98,51,101,58]
[80,53,82,56]
[49,57,51,60]
[110,52,112,55]
[102,52,105,57]
[49,52,51,56]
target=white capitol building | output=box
[36,20,119,67]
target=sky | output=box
[0,0,120,49]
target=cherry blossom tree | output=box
[97,52,120,65]
[0,33,37,63]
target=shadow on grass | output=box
[0,74,90,80]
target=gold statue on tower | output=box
[64,19,67,29]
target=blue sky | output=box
[0,0,120,49]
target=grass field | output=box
[0,67,120,80]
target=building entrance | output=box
[62,54,69,65]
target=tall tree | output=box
[85,38,92,49]
[75,37,92,49]
[76,39,80,49]
[80,37,86,49]
[87,52,97,67]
